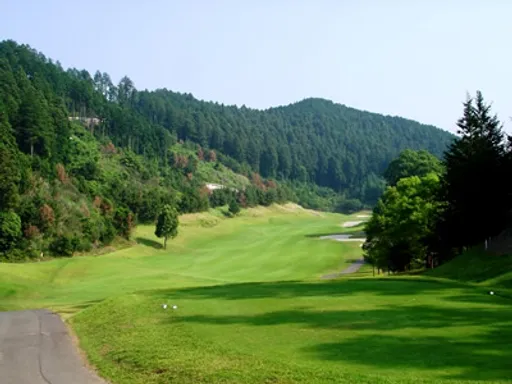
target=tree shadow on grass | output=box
[172,304,512,334]
[306,328,512,382]
[149,278,472,302]
[304,232,346,238]
[172,303,512,381]
[135,237,163,249]
[152,280,512,381]
[442,291,512,307]
[305,230,366,239]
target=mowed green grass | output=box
[72,278,512,384]
[0,204,361,314]
[2,204,511,383]
[426,248,512,289]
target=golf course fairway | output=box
[1,204,511,383]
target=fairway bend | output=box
[0,309,106,384]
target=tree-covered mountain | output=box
[364,91,512,272]
[126,91,453,203]
[0,40,453,202]
[0,39,454,259]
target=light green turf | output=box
[72,278,512,384]
[2,205,511,383]
[0,204,361,314]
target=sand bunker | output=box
[319,234,365,242]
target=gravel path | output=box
[321,258,365,279]
[320,217,368,279]
[0,309,106,384]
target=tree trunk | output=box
[30,143,34,158]
[163,236,167,250]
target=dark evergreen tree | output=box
[438,91,507,252]
[0,106,21,211]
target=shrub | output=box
[228,199,240,216]
[49,235,75,257]
[113,207,135,239]
[100,218,116,245]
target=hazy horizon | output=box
[1,1,510,133]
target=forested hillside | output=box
[364,91,512,272]
[0,40,453,259]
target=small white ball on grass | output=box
[172,305,178,310]
[162,304,168,309]
[489,291,495,295]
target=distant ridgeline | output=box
[0,39,454,260]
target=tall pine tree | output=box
[440,91,507,252]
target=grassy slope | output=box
[69,222,512,384]
[0,204,359,314]
[2,207,511,383]
[426,248,512,290]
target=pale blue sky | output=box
[1,0,510,132]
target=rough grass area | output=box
[72,279,512,384]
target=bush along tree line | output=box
[363,91,512,273]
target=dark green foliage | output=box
[49,234,78,257]
[0,211,22,253]
[100,218,117,245]
[439,91,509,252]
[209,188,234,208]
[135,186,176,224]
[365,91,512,272]
[0,39,454,259]
[0,40,453,206]
[364,174,445,271]
[178,186,209,213]
[228,199,240,216]
[155,204,179,249]
[335,199,364,214]
[0,108,22,211]
[384,149,444,186]
[0,145,21,210]
[113,207,135,240]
